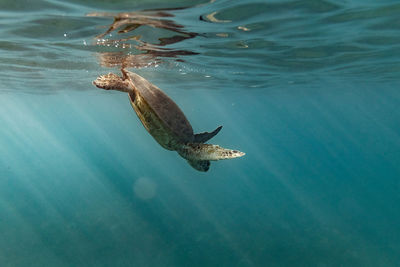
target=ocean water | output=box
[1,0,400,266]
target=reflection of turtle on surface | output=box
[93,69,245,172]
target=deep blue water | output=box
[1,0,400,266]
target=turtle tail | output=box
[178,143,245,161]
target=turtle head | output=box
[93,72,132,93]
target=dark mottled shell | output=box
[126,71,194,143]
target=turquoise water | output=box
[1,0,400,266]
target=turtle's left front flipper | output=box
[178,143,245,161]
[194,126,222,143]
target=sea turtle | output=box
[93,69,245,172]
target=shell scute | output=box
[126,71,194,144]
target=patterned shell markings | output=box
[126,71,194,143]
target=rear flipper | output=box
[93,73,131,93]
[178,143,245,161]
[194,126,222,143]
[187,159,210,172]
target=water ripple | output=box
[1,0,399,93]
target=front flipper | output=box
[178,143,245,161]
[194,126,222,143]
[187,159,210,172]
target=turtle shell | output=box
[126,71,194,143]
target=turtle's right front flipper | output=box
[178,143,245,161]
[93,73,132,93]
[187,159,210,172]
